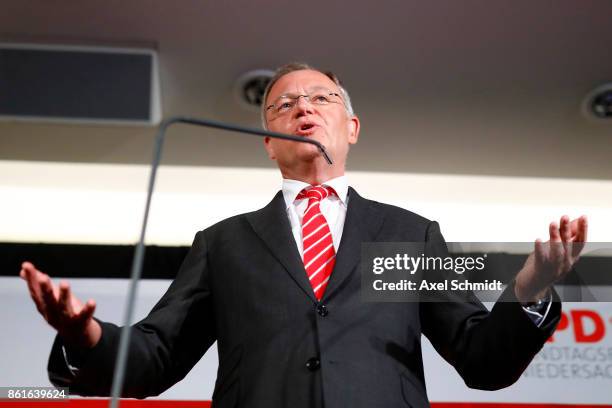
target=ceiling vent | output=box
[583,83,612,121]
[0,43,161,125]
[233,69,274,111]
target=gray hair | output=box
[260,62,355,129]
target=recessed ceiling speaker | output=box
[583,83,612,121]
[0,43,161,125]
[233,69,274,111]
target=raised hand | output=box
[20,262,101,349]
[515,215,588,303]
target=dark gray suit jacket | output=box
[49,187,560,407]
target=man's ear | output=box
[348,116,360,145]
[263,137,276,160]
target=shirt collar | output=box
[282,175,349,209]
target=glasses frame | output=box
[265,90,345,118]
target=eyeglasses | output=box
[265,89,345,117]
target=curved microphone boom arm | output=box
[109,116,333,408]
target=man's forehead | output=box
[268,70,339,98]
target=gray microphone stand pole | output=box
[108,116,332,408]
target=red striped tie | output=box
[296,185,337,300]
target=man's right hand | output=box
[20,262,101,349]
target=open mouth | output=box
[296,123,317,135]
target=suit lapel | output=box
[246,190,317,303]
[323,187,385,301]
[246,187,385,303]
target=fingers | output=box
[569,218,580,238]
[530,216,588,293]
[563,215,588,258]
[559,215,571,242]
[20,261,36,275]
[20,262,71,325]
[577,215,588,243]
[20,262,39,286]
[58,281,74,316]
[568,215,588,241]
[549,221,561,242]
[572,215,588,257]
[548,221,564,266]
[74,299,96,326]
[19,262,29,279]
[20,262,96,339]
[548,215,589,271]
[21,263,47,315]
[40,274,60,315]
[534,238,545,264]
[559,215,572,267]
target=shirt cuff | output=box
[521,292,553,327]
[61,345,81,376]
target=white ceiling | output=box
[1,0,611,179]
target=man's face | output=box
[263,70,359,170]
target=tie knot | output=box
[296,185,336,202]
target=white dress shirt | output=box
[282,175,349,259]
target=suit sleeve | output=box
[420,221,561,390]
[48,231,216,398]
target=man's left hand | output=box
[515,215,588,303]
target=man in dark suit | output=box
[21,63,588,407]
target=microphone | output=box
[108,116,333,408]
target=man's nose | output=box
[294,96,314,116]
